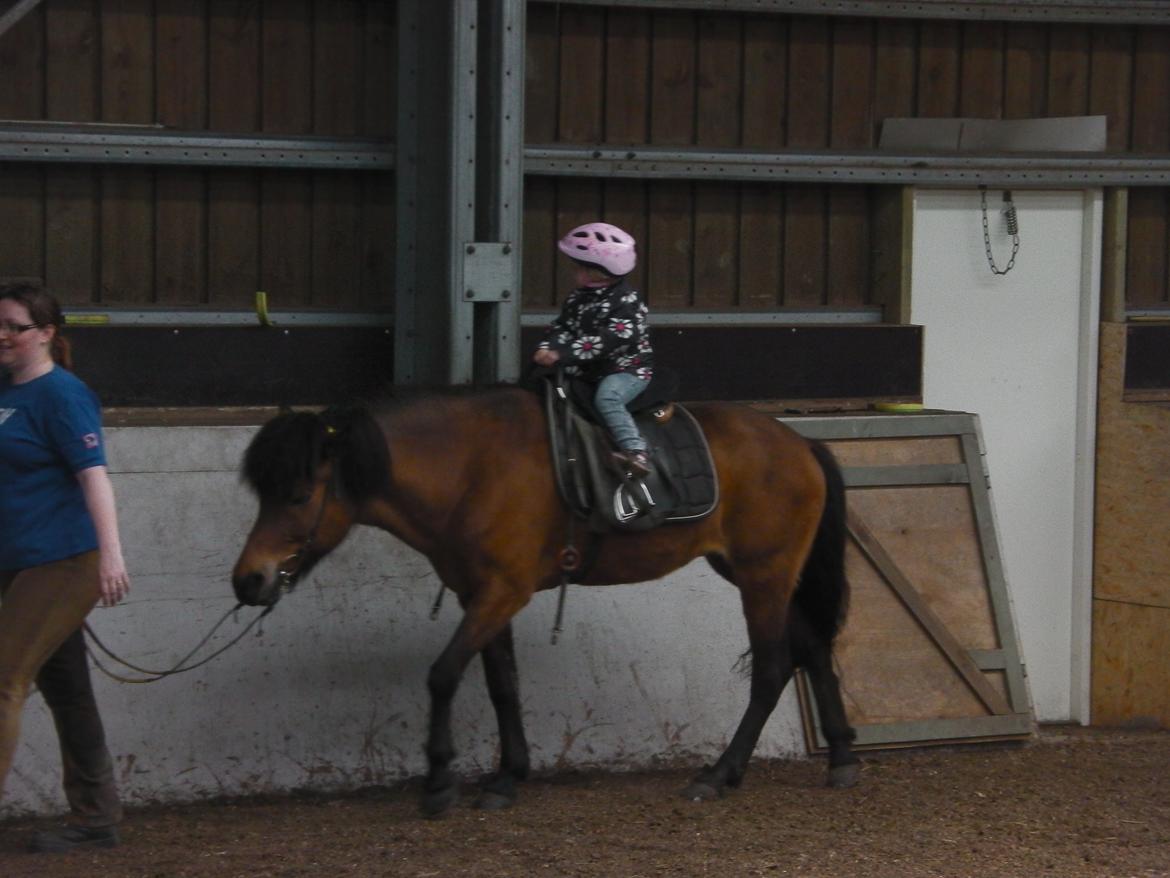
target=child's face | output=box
[574,264,611,288]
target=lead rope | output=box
[85,602,274,684]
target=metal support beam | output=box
[528,0,1170,25]
[473,0,525,384]
[0,122,392,170]
[526,144,1170,188]
[396,0,525,387]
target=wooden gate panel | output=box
[789,413,1032,750]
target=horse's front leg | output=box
[476,623,530,810]
[422,593,527,818]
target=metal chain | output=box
[981,187,1020,276]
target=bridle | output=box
[273,462,337,600]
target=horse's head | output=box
[232,406,390,606]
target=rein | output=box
[85,602,274,684]
[87,434,340,684]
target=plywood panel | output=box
[846,487,999,648]
[834,538,997,724]
[830,435,963,467]
[791,416,1031,749]
[1092,323,1170,609]
[1092,600,1170,727]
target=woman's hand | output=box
[533,348,560,367]
[98,553,130,607]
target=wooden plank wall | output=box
[0,0,395,310]
[524,7,1170,313]
[3,5,1170,314]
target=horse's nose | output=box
[233,571,269,606]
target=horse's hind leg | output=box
[789,608,860,788]
[476,623,530,810]
[683,580,796,801]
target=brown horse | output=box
[231,385,858,816]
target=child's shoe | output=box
[613,449,652,476]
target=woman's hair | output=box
[0,282,72,370]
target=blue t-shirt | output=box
[0,367,107,570]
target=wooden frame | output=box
[785,411,1033,750]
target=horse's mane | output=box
[242,406,392,506]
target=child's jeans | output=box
[595,372,650,452]
[0,551,122,828]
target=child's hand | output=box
[533,349,560,366]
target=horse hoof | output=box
[420,785,460,818]
[681,781,721,802]
[476,791,516,811]
[827,762,861,789]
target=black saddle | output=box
[539,367,719,533]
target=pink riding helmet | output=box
[557,222,637,277]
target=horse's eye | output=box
[289,493,313,507]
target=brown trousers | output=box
[0,551,122,827]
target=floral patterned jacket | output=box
[538,277,653,382]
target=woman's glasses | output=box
[0,321,42,335]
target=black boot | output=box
[29,824,120,853]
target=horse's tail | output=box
[793,440,850,645]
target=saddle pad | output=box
[635,405,718,522]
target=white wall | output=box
[2,425,806,817]
[910,188,1101,723]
